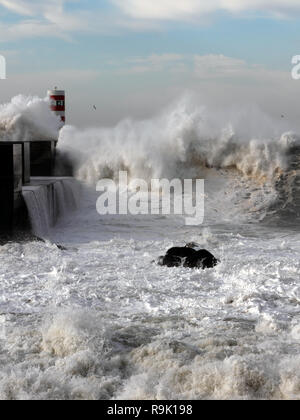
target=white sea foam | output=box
[0,94,60,142]
[0,95,300,400]
[55,96,300,222]
[22,179,81,237]
[58,96,295,185]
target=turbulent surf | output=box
[1,95,300,399]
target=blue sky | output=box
[0,0,300,127]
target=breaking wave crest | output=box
[0,94,61,142]
[57,96,300,223]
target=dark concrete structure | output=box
[0,137,76,235]
[0,89,72,236]
[13,141,31,184]
[0,143,24,232]
[30,141,57,177]
[0,140,58,233]
[22,142,31,184]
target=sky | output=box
[0,0,300,127]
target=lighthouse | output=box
[30,88,64,177]
[48,88,65,125]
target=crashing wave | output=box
[0,94,61,142]
[56,97,300,223]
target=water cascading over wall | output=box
[22,178,81,237]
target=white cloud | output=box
[0,0,299,43]
[113,53,187,74]
[0,0,40,16]
[113,53,288,86]
[194,54,249,78]
[0,0,161,41]
[111,0,300,20]
[0,0,69,19]
[130,54,184,64]
[114,53,264,79]
[0,20,70,42]
[0,0,98,41]
[192,54,293,93]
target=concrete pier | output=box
[22,142,31,184]
[22,177,80,236]
[30,141,57,177]
[11,141,31,184]
[0,143,24,232]
[0,140,77,235]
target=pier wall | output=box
[0,140,79,236]
[23,177,81,237]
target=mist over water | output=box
[58,95,300,224]
[58,96,297,182]
[1,95,300,399]
[0,94,60,142]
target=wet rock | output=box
[158,254,182,267]
[159,246,219,270]
[183,249,219,269]
[167,246,197,258]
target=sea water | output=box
[1,96,300,399]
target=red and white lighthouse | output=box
[48,89,65,126]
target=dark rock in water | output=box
[183,249,219,269]
[167,246,197,258]
[158,254,182,267]
[159,246,219,270]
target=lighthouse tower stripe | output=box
[48,90,65,124]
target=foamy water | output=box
[0,177,300,400]
[1,96,300,400]
[0,94,60,142]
